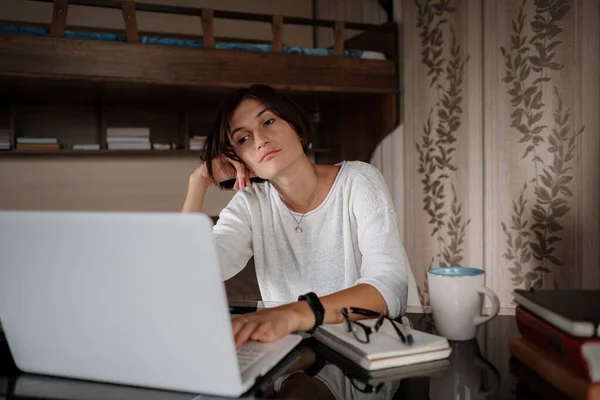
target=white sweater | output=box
[213,161,409,317]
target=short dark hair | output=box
[202,84,313,186]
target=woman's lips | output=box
[260,150,279,163]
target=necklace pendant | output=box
[295,226,303,233]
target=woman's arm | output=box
[230,283,385,348]
[181,170,211,213]
[182,158,255,213]
[293,284,387,328]
[182,162,254,281]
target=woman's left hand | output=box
[231,303,314,349]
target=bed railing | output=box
[32,0,394,56]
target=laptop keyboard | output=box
[237,342,267,372]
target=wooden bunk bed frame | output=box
[0,0,400,164]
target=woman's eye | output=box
[237,135,250,145]
[264,118,275,127]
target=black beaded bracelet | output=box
[298,292,325,334]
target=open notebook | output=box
[313,319,451,371]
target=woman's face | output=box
[229,98,304,180]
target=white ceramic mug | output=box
[427,267,500,341]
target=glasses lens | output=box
[351,322,369,343]
[350,378,368,392]
[349,377,383,394]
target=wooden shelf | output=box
[0,35,398,96]
[0,148,333,158]
[0,150,201,157]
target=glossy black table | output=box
[0,311,565,399]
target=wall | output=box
[0,0,312,215]
[402,0,600,312]
[0,158,234,216]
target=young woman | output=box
[182,84,409,349]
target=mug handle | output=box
[473,287,500,326]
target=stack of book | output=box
[189,136,206,151]
[0,129,9,150]
[313,318,451,371]
[511,289,600,399]
[15,137,60,150]
[152,143,172,150]
[106,127,151,150]
[72,144,100,151]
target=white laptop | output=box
[0,211,302,397]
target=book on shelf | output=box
[189,136,206,150]
[513,289,600,338]
[16,137,58,145]
[0,143,10,150]
[106,137,150,144]
[510,336,600,400]
[16,143,60,150]
[72,144,101,151]
[107,142,152,150]
[152,143,172,150]
[106,127,150,138]
[0,129,9,146]
[312,319,451,371]
[516,306,600,382]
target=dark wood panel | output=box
[324,93,398,163]
[188,107,218,139]
[0,98,8,129]
[0,35,397,94]
[16,105,98,146]
[224,257,261,301]
[344,22,399,62]
[0,75,391,106]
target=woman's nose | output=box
[255,131,270,148]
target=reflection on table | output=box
[3,312,568,400]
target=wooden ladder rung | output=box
[272,15,283,53]
[121,1,140,43]
[50,0,69,37]
[334,21,345,56]
[202,9,215,48]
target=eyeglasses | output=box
[348,374,384,394]
[341,307,408,344]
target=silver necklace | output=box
[281,179,319,233]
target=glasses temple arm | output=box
[388,318,407,343]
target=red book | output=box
[510,337,600,400]
[516,306,600,382]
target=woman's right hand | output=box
[193,156,255,191]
